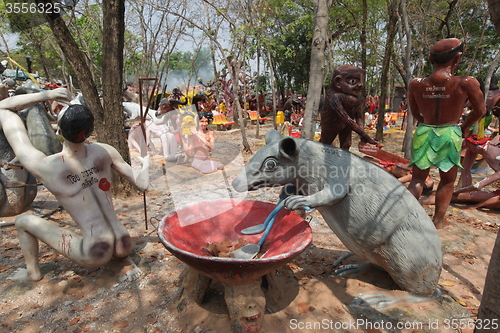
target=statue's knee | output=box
[82,240,113,267]
[115,235,133,258]
[15,214,36,229]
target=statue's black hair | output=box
[430,42,464,64]
[198,111,213,124]
[58,104,94,143]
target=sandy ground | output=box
[0,123,498,333]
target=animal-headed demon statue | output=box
[320,65,381,150]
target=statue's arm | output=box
[455,171,500,194]
[461,77,486,136]
[334,99,378,145]
[408,79,424,124]
[104,143,150,192]
[0,88,71,112]
[0,109,47,177]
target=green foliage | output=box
[3,0,47,33]
[250,0,314,94]
[167,48,213,74]
[2,0,500,97]
[69,4,103,71]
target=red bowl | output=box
[158,199,312,284]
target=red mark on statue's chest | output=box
[99,178,111,191]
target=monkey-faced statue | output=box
[320,65,380,150]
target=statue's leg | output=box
[408,166,430,200]
[460,143,478,187]
[11,214,114,281]
[434,166,458,229]
[319,120,342,145]
[338,127,353,150]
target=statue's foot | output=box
[118,266,143,282]
[176,153,188,165]
[433,218,452,229]
[333,263,371,277]
[118,256,143,282]
[333,252,355,267]
[351,293,400,309]
[7,267,42,282]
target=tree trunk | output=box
[376,0,398,142]
[489,0,500,35]
[475,232,500,333]
[398,0,414,159]
[37,0,104,126]
[475,3,500,330]
[360,0,367,103]
[102,0,133,195]
[302,0,331,140]
[255,50,261,139]
[37,0,131,195]
[266,48,278,130]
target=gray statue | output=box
[232,130,442,307]
[0,101,62,216]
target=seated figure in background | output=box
[189,111,224,174]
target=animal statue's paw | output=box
[351,288,442,309]
[351,293,400,309]
[283,195,312,211]
[333,263,371,277]
[333,252,355,267]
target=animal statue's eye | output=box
[263,158,278,171]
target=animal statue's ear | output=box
[279,137,298,160]
[333,75,343,90]
[265,130,282,145]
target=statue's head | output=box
[58,104,94,143]
[331,65,365,97]
[172,87,183,96]
[430,38,463,65]
[224,279,265,332]
[159,98,183,112]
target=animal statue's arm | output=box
[333,99,379,146]
[283,183,349,210]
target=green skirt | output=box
[409,124,463,172]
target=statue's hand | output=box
[133,155,150,191]
[136,155,150,168]
[49,88,72,104]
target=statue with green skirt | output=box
[407,38,486,229]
